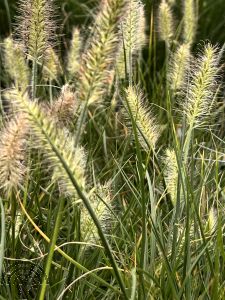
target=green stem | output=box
[32,58,37,100]
[4,0,11,33]
[183,124,193,165]
[126,88,147,298]
[74,102,88,146]
[11,193,17,299]
[39,197,66,300]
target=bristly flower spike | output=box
[43,47,62,82]
[164,148,178,205]
[183,0,197,45]
[77,0,128,106]
[8,88,86,197]
[3,37,30,92]
[184,44,220,129]
[168,43,191,92]
[158,0,174,46]
[17,0,56,61]
[0,114,28,195]
[125,86,159,150]
[67,28,82,78]
[16,0,56,99]
[50,85,79,127]
[183,44,221,162]
[117,0,146,79]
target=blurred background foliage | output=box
[1,0,225,108]
[1,0,225,43]
[0,0,225,95]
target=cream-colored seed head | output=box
[158,0,174,44]
[53,145,86,197]
[117,0,146,78]
[67,28,82,77]
[168,43,191,92]
[184,44,219,129]
[207,207,217,235]
[125,86,159,150]
[50,85,79,126]
[17,0,55,61]
[183,0,197,45]
[164,148,178,205]
[43,47,61,81]
[77,0,128,105]
[10,88,86,198]
[3,37,29,92]
[0,114,28,195]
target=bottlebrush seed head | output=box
[10,88,87,198]
[0,114,28,195]
[158,0,174,44]
[77,0,128,105]
[184,44,220,129]
[43,47,62,82]
[183,0,197,45]
[168,43,191,92]
[164,148,178,205]
[117,0,146,78]
[67,28,82,78]
[3,37,30,92]
[125,86,159,150]
[50,85,79,126]
[16,0,56,61]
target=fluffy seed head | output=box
[53,145,86,197]
[9,88,86,197]
[50,85,79,126]
[67,28,82,78]
[0,114,28,195]
[17,0,55,61]
[184,44,220,129]
[164,148,178,205]
[43,47,61,82]
[117,0,146,78]
[125,86,159,150]
[158,0,174,44]
[77,0,128,105]
[183,0,197,44]
[3,37,30,92]
[168,43,191,92]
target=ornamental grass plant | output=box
[0,0,225,299]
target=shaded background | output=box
[1,0,225,98]
[0,0,225,43]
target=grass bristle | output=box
[117,0,146,78]
[184,43,220,128]
[77,0,128,105]
[125,85,159,150]
[158,0,174,45]
[17,0,56,60]
[0,114,28,195]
